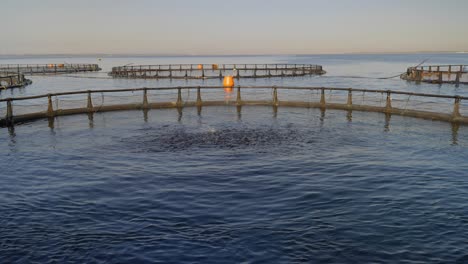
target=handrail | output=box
[0,63,100,67]
[0,64,101,74]
[109,64,325,79]
[111,65,322,71]
[0,72,21,77]
[403,65,468,84]
[110,64,322,71]
[112,63,316,68]
[1,85,467,127]
[410,64,467,68]
[0,71,31,88]
[409,65,467,72]
[1,86,467,102]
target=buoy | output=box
[58,64,65,68]
[223,76,235,87]
[212,64,218,70]
[47,64,54,68]
[197,64,203,70]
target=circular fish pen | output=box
[109,64,325,79]
[401,65,468,85]
[0,64,101,75]
[0,71,32,89]
[1,86,467,128]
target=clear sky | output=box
[2,0,467,55]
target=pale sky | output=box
[2,0,467,55]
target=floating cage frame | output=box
[109,64,325,79]
[0,64,101,75]
[401,65,468,85]
[1,86,467,128]
[0,71,32,89]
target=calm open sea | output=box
[1,54,468,263]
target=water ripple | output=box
[0,107,467,263]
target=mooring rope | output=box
[321,58,431,81]
[403,95,412,113]
[31,74,113,80]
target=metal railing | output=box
[0,72,31,89]
[411,65,467,72]
[0,64,101,75]
[110,64,325,79]
[402,65,468,84]
[0,86,467,127]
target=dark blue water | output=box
[1,54,468,263]
[1,107,468,263]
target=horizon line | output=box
[1,51,467,58]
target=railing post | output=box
[176,88,183,107]
[87,91,93,112]
[143,88,149,109]
[47,94,54,117]
[347,89,353,107]
[273,86,278,106]
[6,99,13,126]
[17,68,21,83]
[236,86,242,106]
[196,86,202,106]
[418,70,423,82]
[452,96,461,120]
[385,91,392,113]
[320,88,325,107]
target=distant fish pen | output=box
[0,71,32,89]
[0,64,101,75]
[1,85,467,128]
[401,65,468,84]
[109,64,325,79]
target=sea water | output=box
[1,54,468,263]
